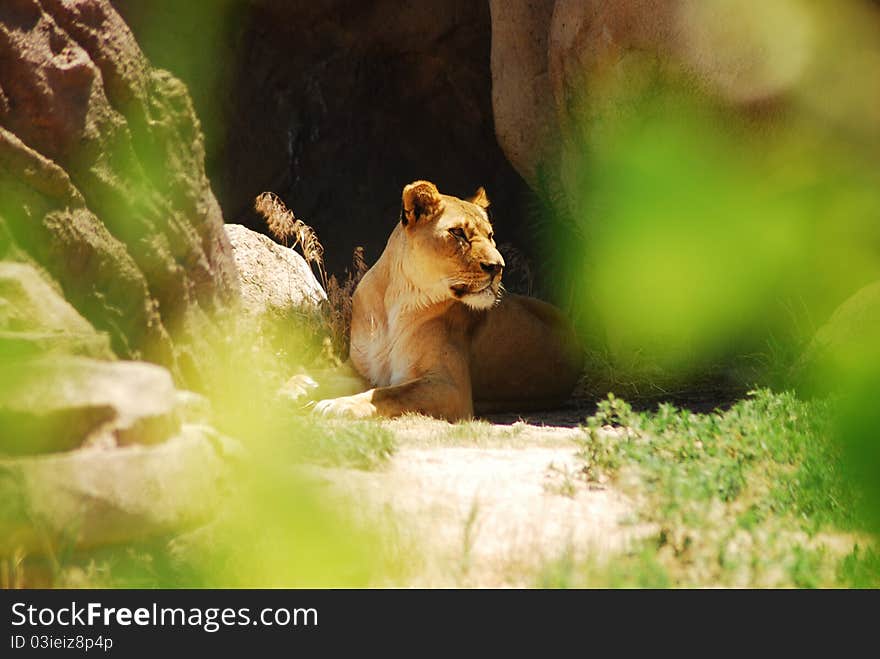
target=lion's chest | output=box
[351,307,435,388]
[354,316,393,386]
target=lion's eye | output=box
[449,227,467,241]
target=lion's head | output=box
[397,180,505,311]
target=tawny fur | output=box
[313,180,583,421]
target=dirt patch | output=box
[307,419,654,587]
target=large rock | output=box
[546,0,813,116]
[488,0,863,183]
[487,0,682,180]
[0,261,113,358]
[225,223,326,318]
[0,0,240,383]
[0,127,176,366]
[489,0,558,184]
[0,425,234,554]
[0,356,180,455]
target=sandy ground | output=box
[307,415,655,587]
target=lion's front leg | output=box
[314,376,472,421]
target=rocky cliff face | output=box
[0,1,249,560]
[0,0,239,384]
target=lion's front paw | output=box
[313,393,378,419]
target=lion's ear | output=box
[469,186,490,209]
[401,180,443,225]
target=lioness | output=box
[311,180,582,421]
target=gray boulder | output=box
[489,0,558,184]
[0,356,180,455]
[0,425,235,554]
[225,223,326,317]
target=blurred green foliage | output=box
[543,0,880,544]
[151,311,397,587]
[558,77,880,381]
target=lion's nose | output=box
[480,260,504,277]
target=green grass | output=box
[560,389,879,587]
[296,417,395,470]
[438,418,530,444]
[539,546,672,589]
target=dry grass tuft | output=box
[326,246,369,359]
[256,192,328,290]
[255,192,369,361]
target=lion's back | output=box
[469,294,583,406]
